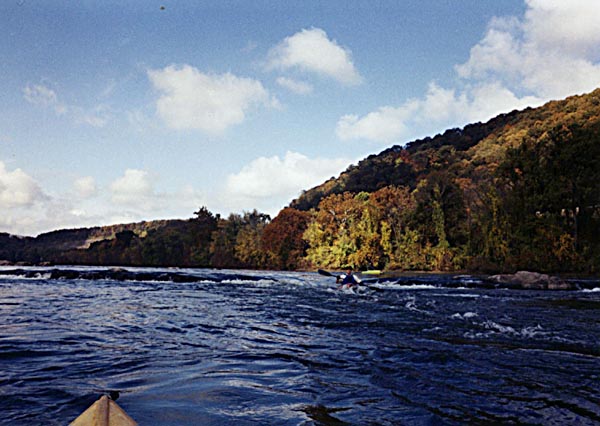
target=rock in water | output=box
[489,271,574,290]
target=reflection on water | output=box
[0,268,599,425]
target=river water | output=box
[1,267,599,425]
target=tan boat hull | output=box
[70,395,137,426]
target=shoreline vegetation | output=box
[2,89,600,276]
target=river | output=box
[1,267,599,425]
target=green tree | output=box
[431,185,450,269]
[210,213,244,268]
[348,194,384,269]
[304,192,363,269]
[235,210,271,269]
[481,187,510,266]
[188,207,218,266]
[411,172,468,270]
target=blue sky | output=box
[1,0,600,236]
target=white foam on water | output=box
[0,272,52,280]
[520,325,545,339]
[465,320,557,341]
[295,304,337,315]
[483,320,517,334]
[582,287,600,292]
[220,279,277,287]
[404,296,432,315]
[436,293,486,298]
[338,286,371,296]
[376,283,438,290]
[451,312,478,320]
[454,276,484,285]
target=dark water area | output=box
[1,267,599,425]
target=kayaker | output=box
[337,269,361,289]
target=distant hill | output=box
[38,220,175,249]
[0,220,177,264]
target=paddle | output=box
[317,269,338,278]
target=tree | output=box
[304,192,363,268]
[344,192,387,269]
[210,213,244,268]
[209,210,271,269]
[188,207,218,266]
[261,208,310,270]
[235,210,271,269]
[370,185,414,244]
[411,172,468,269]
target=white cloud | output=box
[454,17,523,83]
[23,83,112,127]
[524,0,600,57]
[23,84,67,114]
[0,161,72,237]
[148,64,273,133]
[467,83,542,119]
[73,176,97,199]
[110,169,157,210]
[109,169,209,218]
[0,161,46,209]
[337,82,541,143]
[78,104,111,128]
[221,151,350,215]
[276,77,313,94]
[456,0,600,99]
[0,162,209,236]
[338,1,599,143]
[0,196,114,237]
[336,103,419,143]
[102,184,207,226]
[417,82,541,129]
[176,184,208,213]
[23,84,57,106]
[267,28,362,85]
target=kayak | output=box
[318,268,382,277]
[361,270,382,275]
[70,395,137,426]
[317,269,382,292]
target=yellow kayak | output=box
[70,395,137,426]
[361,270,382,275]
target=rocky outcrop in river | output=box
[488,271,575,290]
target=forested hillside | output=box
[2,89,599,273]
[287,89,600,272]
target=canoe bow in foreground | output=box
[70,395,137,426]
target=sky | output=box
[1,0,600,236]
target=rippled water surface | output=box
[1,267,599,425]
